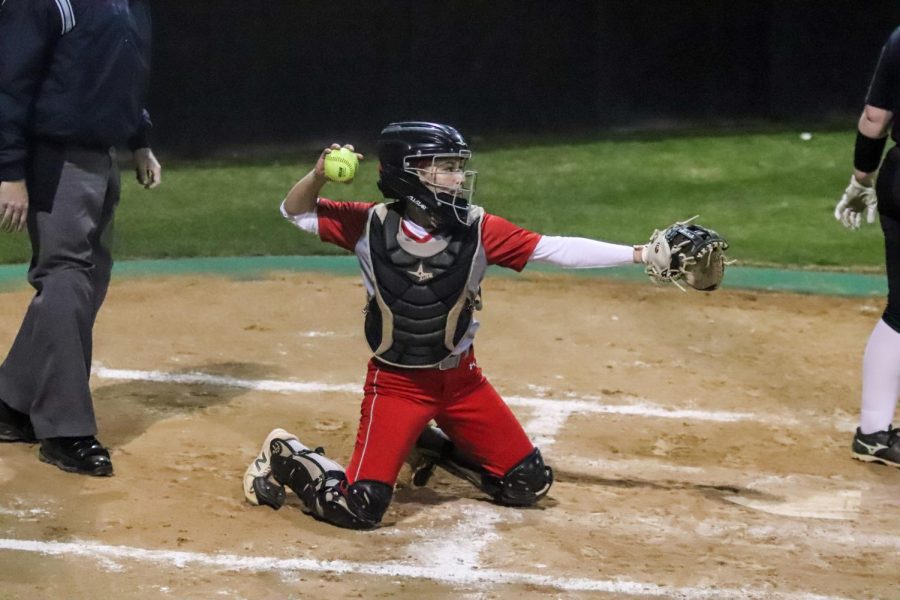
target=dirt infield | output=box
[0,272,898,600]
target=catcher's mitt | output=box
[644,218,729,291]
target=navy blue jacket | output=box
[0,0,152,181]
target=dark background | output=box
[147,1,900,154]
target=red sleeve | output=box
[481,213,541,272]
[316,198,376,251]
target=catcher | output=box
[242,121,729,529]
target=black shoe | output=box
[851,426,900,468]
[406,426,453,487]
[39,436,113,476]
[0,400,36,443]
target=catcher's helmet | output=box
[377,121,477,226]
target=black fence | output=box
[148,1,900,152]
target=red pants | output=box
[344,349,535,486]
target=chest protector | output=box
[365,204,483,368]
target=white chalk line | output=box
[404,505,509,571]
[0,538,852,600]
[508,395,768,423]
[522,406,576,449]
[0,507,50,519]
[94,367,360,394]
[93,367,793,426]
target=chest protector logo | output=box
[365,205,483,368]
[407,262,434,283]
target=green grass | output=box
[0,130,885,268]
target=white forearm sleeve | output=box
[280,199,319,234]
[529,235,635,268]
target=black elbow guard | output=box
[854,131,888,173]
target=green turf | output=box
[0,257,886,297]
[0,129,885,268]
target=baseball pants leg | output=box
[0,143,119,438]
[875,147,900,331]
[434,351,536,478]
[343,360,441,486]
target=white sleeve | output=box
[280,199,319,235]
[529,235,635,268]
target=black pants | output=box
[875,146,900,333]
[0,143,119,438]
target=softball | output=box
[323,147,358,183]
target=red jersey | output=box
[315,199,540,272]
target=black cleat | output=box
[411,459,438,487]
[852,426,900,468]
[0,400,36,444]
[39,436,113,476]
[406,426,453,488]
[251,476,286,510]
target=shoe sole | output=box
[0,424,36,444]
[851,451,900,468]
[243,428,298,505]
[38,448,113,477]
[0,435,37,444]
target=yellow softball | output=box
[323,147,358,183]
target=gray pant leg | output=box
[0,144,119,438]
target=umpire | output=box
[0,0,161,476]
